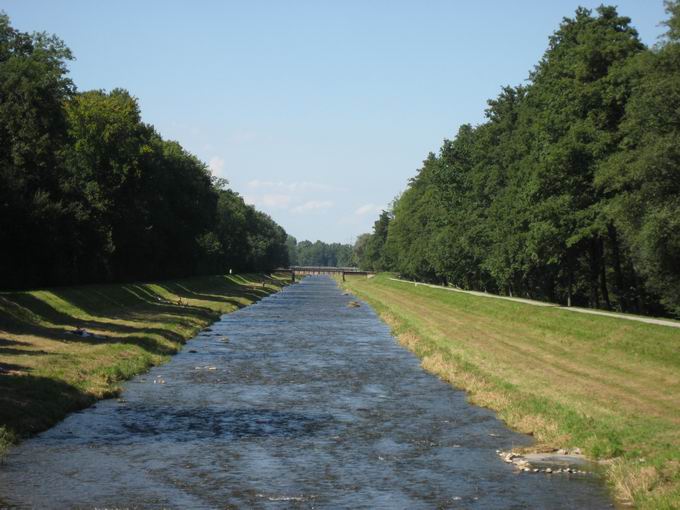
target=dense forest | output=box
[0,14,288,290]
[286,237,355,267]
[356,3,680,317]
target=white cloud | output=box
[242,179,341,217]
[244,193,292,209]
[354,203,382,216]
[292,200,334,213]
[246,180,336,192]
[208,156,225,176]
[263,194,292,208]
[246,179,276,189]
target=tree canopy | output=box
[356,4,680,317]
[286,237,355,267]
[0,13,288,289]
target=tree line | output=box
[0,14,288,290]
[356,3,680,317]
[286,237,355,267]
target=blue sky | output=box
[2,1,668,243]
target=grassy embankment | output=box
[0,273,289,455]
[343,274,680,509]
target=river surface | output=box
[0,276,612,509]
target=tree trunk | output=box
[608,224,627,312]
[599,237,611,310]
[631,267,643,314]
[589,238,600,308]
[567,256,573,307]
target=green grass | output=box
[0,273,289,454]
[343,274,680,509]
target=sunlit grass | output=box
[0,273,289,454]
[343,273,680,509]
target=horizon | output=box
[2,0,667,243]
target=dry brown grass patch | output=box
[608,459,660,505]
[379,312,400,330]
[510,413,563,442]
[396,331,420,350]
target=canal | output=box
[0,276,612,508]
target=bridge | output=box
[275,266,375,282]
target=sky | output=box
[2,1,668,244]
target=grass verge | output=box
[343,273,680,509]
[0,273,289,455]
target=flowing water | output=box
[0,276,612,509]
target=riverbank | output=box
[342,274,680,509]
[0,273,289,455]
[0,275,612,508]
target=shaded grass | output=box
[343,273,680,509]
[0,273,289,454]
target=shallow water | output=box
[0,276,612,509]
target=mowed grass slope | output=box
[344,274,680,509]
[0,273,288,454]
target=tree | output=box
[359,210,393,271]
[523,6,644,308]
[286,236,299,266]
[361,5,679,317]
[0,12,291,289]
[0,13,75,288]
[291,239,354,267]
[599,0,680,314]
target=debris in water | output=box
[497,449,591,476]
[257,494,312,502]
[347,301,360,308]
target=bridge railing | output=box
[274,267,376,281]
[276,266,372,272]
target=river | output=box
[0,276,612,508]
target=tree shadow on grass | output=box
[0,346,51,356]
[154,280,276,308]
[0,296,209,358]
[40,277,277,319]
[0,275,285,332]
[0,276,284,359]
[0,339,44,372]
[0,370,94,441]
[0,337,31,348]
[0,361,31,374]
[0,323,183,358]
